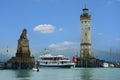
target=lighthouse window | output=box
[85,33,87,36]
[88,27,90,30]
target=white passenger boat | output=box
[38,50,75,68]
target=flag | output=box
[72,56,77,63]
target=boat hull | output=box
[39,64,75,68]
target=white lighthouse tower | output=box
[76,6,101,67]
[80,7,92,59]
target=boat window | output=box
[41,58,53,60]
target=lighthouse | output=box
[80,7,92,58]
[76,6,101,67]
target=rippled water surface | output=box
[0,68,120,80]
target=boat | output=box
[102,62,115,68]
[32,67,39,72]
[109,64,114,67]
[103,63,109,68]
[38,50,75,68]
[33,61,40,71]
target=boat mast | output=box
[110,48,112,62]
[115,49,118,63]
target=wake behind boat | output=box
[38,50,75,68]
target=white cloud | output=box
[108,38,120,42]
[49,41,79,50]
[108,40,112,42]
[58,28,63,31]
[97,32,103,36]
[61,41,74,45]
[116,38,120,41]
[34,24,55,34]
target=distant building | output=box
[76,6,102,67]
[7,29,35,69]
[0,62,6,69]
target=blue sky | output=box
[0,0,120,59]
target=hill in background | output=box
[0,48,120,62]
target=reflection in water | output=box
[1,68,120,80]
[80,68,93,80]
[14,70,31,80]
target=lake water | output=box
[0,68,120,80]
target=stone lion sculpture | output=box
[20,29,27,39]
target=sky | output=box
[0,0,120,60]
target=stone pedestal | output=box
[7,29,35,69]
[76,57,102,67]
